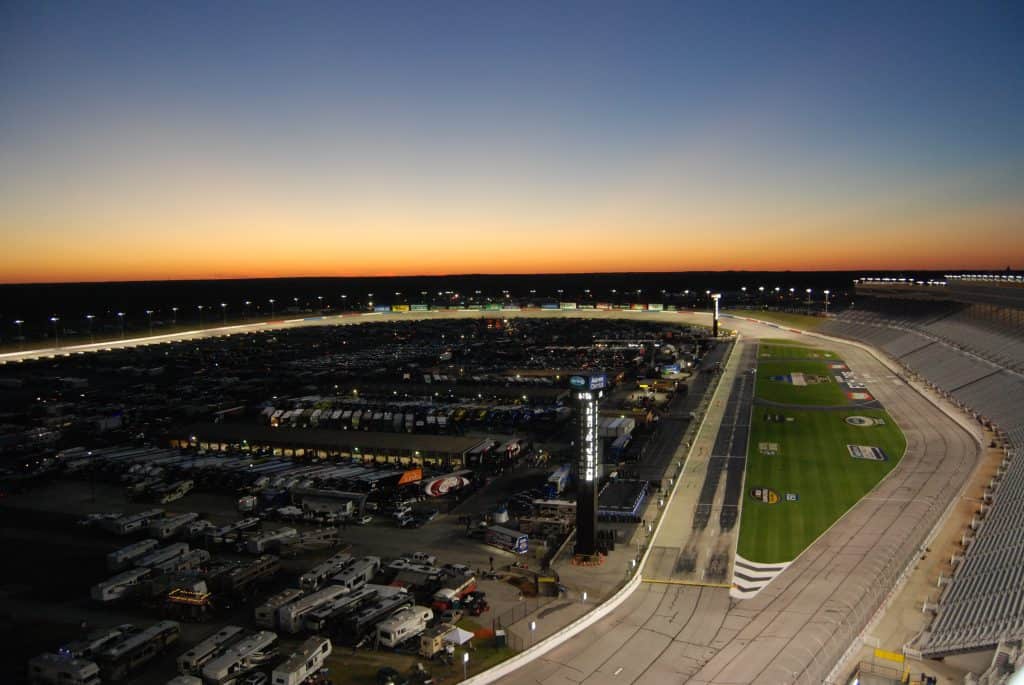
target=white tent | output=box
[443,627,475,646]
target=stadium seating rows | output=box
[820,308,1024,657]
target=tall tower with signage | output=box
[571,373,605,557]
[711,293,722,337]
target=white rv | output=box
[271,636,332,685]
[246,527,298,554]
[276,585,349,634]
[330,556,380,591]
[90,568,151,602]
[299,552,352,591]
[148,512,199,539]
[200,631,278,685]
[134,542,190,569]
[28,653,101,685]
[176,625,244,675]
[376,606,433,648]
[106,539,159,571]
[254,588,304,629]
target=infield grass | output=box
[737,349,907,563]
[755,358,850,406]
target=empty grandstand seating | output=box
[819,293,1024,658]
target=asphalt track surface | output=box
[0,310,981,684]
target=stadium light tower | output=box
[571,373,605,559]
[711,293,722,337]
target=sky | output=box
[1,1,1022,283]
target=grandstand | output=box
[821,275,1024,665]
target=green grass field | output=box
[755,359,850,406]
[736,346,907,562]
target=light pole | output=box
[171,306,178,326]
[317,295,324,311]
[244,300,252,320]
[220,302,227,325]
[462,651,469,680]
[823,289,831,315]
[85,314,95,343]
[145,309,153,336]
[117,312,125,338]
[14,319,24,350]
[269,299,275,318]
[197,305,204,328]
[50,316,60,348]
[805,288,812,315]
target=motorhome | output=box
[330,556,380,591]
[175,625,244,675]
[343,591,413,642]
[276,585,349,634]
[301,586,378,633]
[28,654,101,685]
[61,625,137,659]
[157,480,194,504]
[134,542,190,569]
[376,606,433,648]
[200,631,278,685]
[106,539,159,571]
[255,588,304,629]
[148,512,199,540]
[299,552,352,591]
[246,527,297,554]
[96,620,180,682]
[101,509,165,535]
[270,636,332,685]
[90,568,151,602]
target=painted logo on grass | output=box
[845,416,886,427]
[750,487,780,504]
[847,444,888,461]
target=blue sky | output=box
[1,1,1022,281]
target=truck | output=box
[545,464,572,497]
[270,636,332,685]
[376,606,433,648]
[484,526,528,555]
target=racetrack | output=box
[492,318,981,685]
[0,309,982,684]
